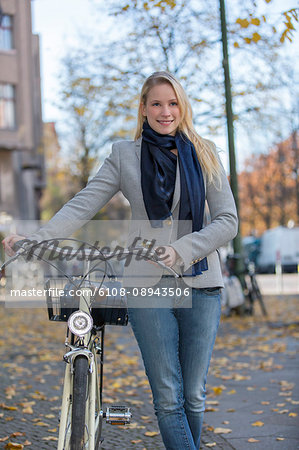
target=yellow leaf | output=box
[205,443,217,448]
[244,37,251,44]
[233,42,240,48]
[289,412,298,417]
[252,421,264,427]
[34,421,49,427]
[227,389,236,395]
[214,427,232,434]
[212,386,223,395]
[4,444,24,449]
[252,32,261,43]
[0,437,9,442]
[252,410,264,414]
[248,438,260,443]
[236,18,250,28]
[144,431,159,437]
[9,433,25,438]
[227,408,236,412]
[276,437,285,441]
[251,18,260,26]
[131,440,142,444]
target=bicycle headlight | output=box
[68,311,93,337]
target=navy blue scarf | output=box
[141,121,208,276]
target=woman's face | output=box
[141,83,181,136]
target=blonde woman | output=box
[3,71,238,449]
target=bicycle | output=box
[225,254,268,317]
[1,238,181,449]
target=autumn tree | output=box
[239,130,299,236]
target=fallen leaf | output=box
[144,431,159,437]
[131,440,142,444]
[4,444,24,449]
[5,387,16,399]
[261,401,270,405]
[248,438,260,443]
[252,421,264,427]
[212,387,223,395]
[42,436,58,441]
[206,400,219,405]
[9,433,25,438]
[34,421,49,427]
[0,404,18,411]
[22,407,33,414]
[227,408,236,412]
[276,437,285,441]
[0,436,9,442]
[214,427,232,434]
[205,443,217,448]
[289,412,298,417]
[252,410,264,414]
[227,389,236,395]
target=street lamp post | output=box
[219,0,244,276]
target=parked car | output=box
[256,226,299,273]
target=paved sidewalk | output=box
[203,295,299,449]
[0,294,298,449]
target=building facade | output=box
[0,0,44,223]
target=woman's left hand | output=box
[155,245,178,267]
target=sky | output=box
[31,0,299,171]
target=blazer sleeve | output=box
[169,160,238,271]
[29,143,121,242]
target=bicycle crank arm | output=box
[105,405,132,425]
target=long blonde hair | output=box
[135,71,221,184]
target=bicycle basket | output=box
[45,278,128,326]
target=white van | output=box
[257,226,299,273]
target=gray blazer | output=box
[31,138,238,288]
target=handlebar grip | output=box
[12,239,32,252]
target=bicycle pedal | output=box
[105,405,131,425]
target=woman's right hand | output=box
[2,234,26,257]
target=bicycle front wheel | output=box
[71,355,89,450]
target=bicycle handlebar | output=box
[1,238,181,278]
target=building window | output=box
[0,15,13,50]
[0,83,16,129]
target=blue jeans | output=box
[128,281,221,450]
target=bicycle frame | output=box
[58,261,103,450]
